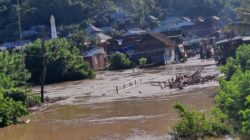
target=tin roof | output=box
[84,47,105,57]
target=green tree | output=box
[217,44,250,135]
[221,57,240,81]
[25,38,94,84]
[109,52,132,70]
[0,51,30,86]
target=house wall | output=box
[84,54,106,70]
[108,33,176,66]
[164,47,175,64]
[132,50,165,65]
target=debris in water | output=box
[149,68,219,90]
[25,119,31,124]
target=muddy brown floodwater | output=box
[0,58,226,140]
[0,87,217,140]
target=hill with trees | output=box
[0,0,247,43]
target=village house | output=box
[153,17,194,32]
[108,32,176,65]
[215,36,250,65]
[181,16,221,38]
[162,29,186,44]
[83,47,107,70]
[96,33,112,52]
[85,24,103,36]
[0,40,30,52]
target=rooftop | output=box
[123,28,146,36]
[96,33,112,43]
[84,47,105,57]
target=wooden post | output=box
[41,54,46,103]
[116,86,119,94]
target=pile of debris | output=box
[150,68,219,90]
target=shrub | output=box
[109,52,132,70]
[4,89,27,104]
[0,93,28,127]
[27,95,41,107]
[171,104,229,139]
[139,57,147,66]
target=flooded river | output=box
[0,58,226,140]
[0,87,217,140]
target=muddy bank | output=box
[0,87,218,140]
[32,57,219,105]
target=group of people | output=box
[199,44,212,61]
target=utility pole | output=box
[16,0,27,95]
[40,39,48,103]
[16,0,23,46]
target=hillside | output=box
[0,0,245,43]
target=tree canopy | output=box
[0,0,246,43]
[217,44,250,135]
[25,38,95,84]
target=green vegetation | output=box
[172,104,229,139]
[0,51,30,86]
[109,52,132,70]
[27,95,41,107]
[0,37,96,127]
[25,38,95,84]
[0,73,28,127]
[216,44,250,135]
[0,0,246,43]
[139,57,147,66]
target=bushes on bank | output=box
[171,104,229,139]
[0,95,28,127]
[27,95,41,107]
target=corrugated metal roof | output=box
[123,28,146,36]
[85,24,103,33]
[216,36,243,45]
[84,47,105,57]
[96,33,112,42]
